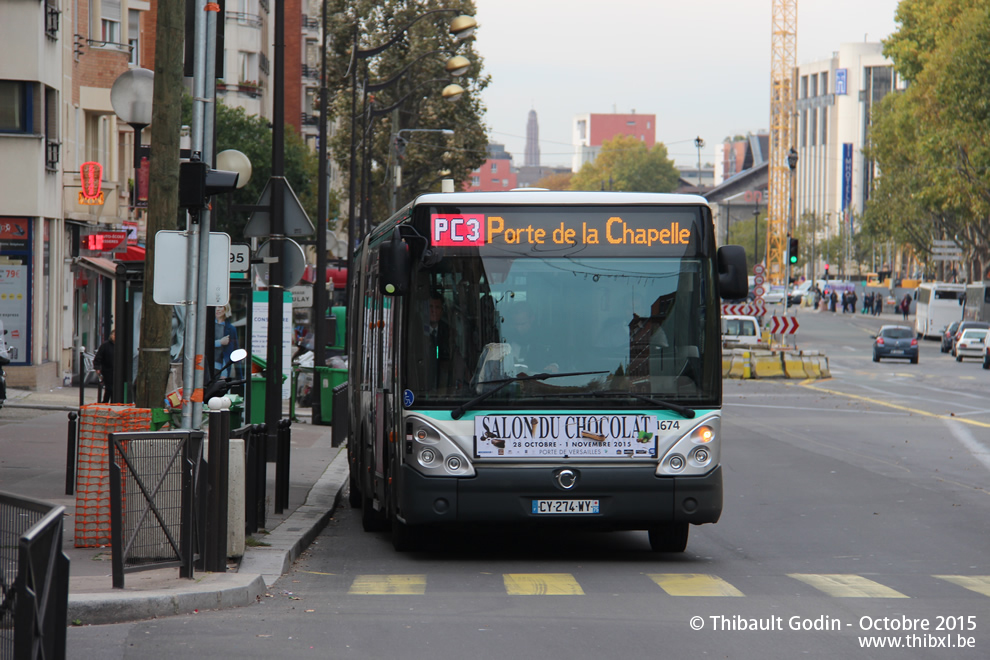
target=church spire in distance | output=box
[525,109,540,167]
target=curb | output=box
[67,573,267,626]
[65,443,351,624]
[239,445,349,586]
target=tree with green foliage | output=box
[533,171,572,190]
[727,209,767,271]
[863,0,990,278]
[569,135,679,193]
[324,0,489,234]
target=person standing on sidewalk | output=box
[899,294,912,321]
[93,329,115,403]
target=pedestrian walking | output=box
[830,290,838,313]
[93,329,115,403]
[899,294,912,321]
[873,293,883,315]
[864,292,873,314]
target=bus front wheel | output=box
[648,523,689,553]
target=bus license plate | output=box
[532,499,600,514]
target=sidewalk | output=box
[0,385,349,625]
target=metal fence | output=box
[108,430,203,589]
[0,492,69,660]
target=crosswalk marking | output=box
[648,573,745,597]
[337,573,990,598]
[934,575,990,597]
[503,573,584,595]
[348,574,426,595]
[788,573,909,598]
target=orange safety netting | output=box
[74,404,151,548]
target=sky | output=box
[473,0,902,169]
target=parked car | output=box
[951,321,990,357]
[872,325,919,364]
[762,285,787,305]
[722,315,762,346]
[940,321,961,353]
[954,328,988,362]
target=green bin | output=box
[315,366,347,424]
[249,355,287,424]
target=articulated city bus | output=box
[963,282,990,322]
[346,190,748,553]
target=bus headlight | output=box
[656,415,721,477]
[406,416,475,477]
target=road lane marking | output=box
[933,575,990,597]
[943,421,990,474]
[648,573,744,597]
[503,573,584,595]
[348,574,426,595]
[799,383,990,429]
[788,574,909,598]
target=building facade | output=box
[793,42,902,277]
[571,112,656,172]
[464,143,517,192]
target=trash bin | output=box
[315,366,347,424]
[249,355,286,424]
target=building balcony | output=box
[217,80,264,98]
[225,11,263,29]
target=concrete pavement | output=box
[0,384,349,626]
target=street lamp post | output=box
[694,136,705,189]
[343,10,476,325]
[110,67,155,404]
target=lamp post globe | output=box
[449,15,477,41]
[442,83,465,102]
[111,68,154,128]
[445,55,470,77]
[216,149,253,189]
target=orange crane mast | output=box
[767,0,797,285]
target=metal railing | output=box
[108,431,203,589]
[0,492,69,660]
[45,5,60,40]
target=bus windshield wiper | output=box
[450,370,609,420]
[553,390,695,419]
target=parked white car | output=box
[722,315,762,346]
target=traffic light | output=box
[824,263,830,279]
[178,159,239,209]
[788,237,799,264]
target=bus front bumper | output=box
[396,463,721,528]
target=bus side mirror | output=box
[717,245,748,300]
[379,228,410,296]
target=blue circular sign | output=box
[403,389,415,407]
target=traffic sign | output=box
[769,316,800,334]
[753,264,765,275]
[754,274,765,286]
[152,230,231,306]
[229,244,250,272]
[722,303,767,317]
[753,285,765,297]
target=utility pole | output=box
[135,0,184,408]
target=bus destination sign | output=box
[430,207,699,255]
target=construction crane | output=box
[766,0,797,285]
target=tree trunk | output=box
[135,0,184,408]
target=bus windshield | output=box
[403,252,719,409]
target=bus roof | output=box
[410,190,710,207]
[917,282,966,290]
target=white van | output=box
[722,315,762,346]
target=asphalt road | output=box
[67,307,990,658]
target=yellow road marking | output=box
[789,574,909,598]
[348,574,426,595]
[934,575,990,597]
[503,573,584,595]
[800,383,990,429]
[648,573,744,597]
[298,570,336,576]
